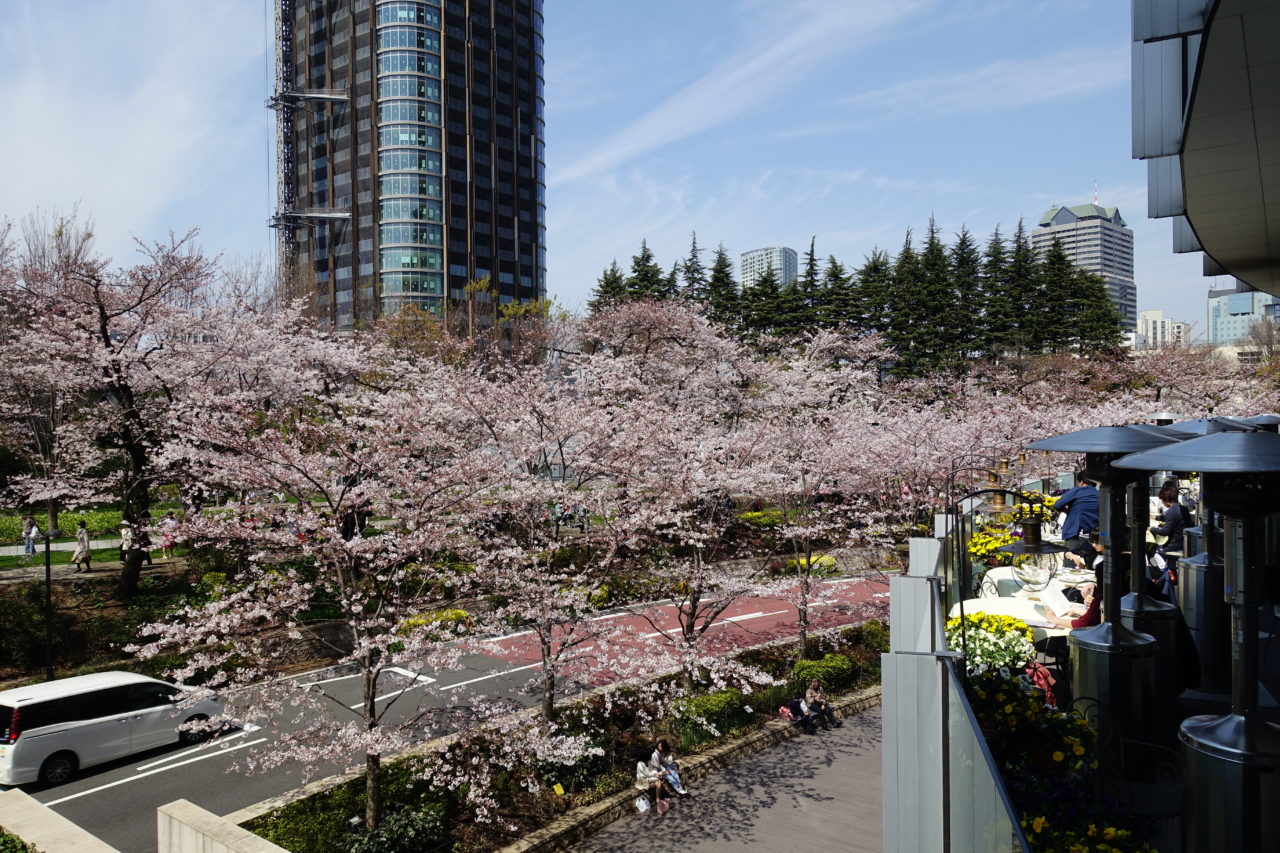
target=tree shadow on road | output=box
[576,708,882,851]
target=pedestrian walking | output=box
[21,513,39,563]
[71,520,92,572]
[159,510,178,558]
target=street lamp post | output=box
[41,527,63,681]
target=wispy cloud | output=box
[782,45,1128,138]
[549,0,930,188]
[0,1,268,264]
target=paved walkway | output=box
[576,705,882,853]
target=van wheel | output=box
[178,714,211,745]
[39,752,78,786]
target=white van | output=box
[0,671,224,786]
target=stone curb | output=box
[0,788,121,852]
[498,684,883,853]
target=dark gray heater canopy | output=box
[1026,424,1182,454]
[1115,431,1280,516]
[1165,416,1257,436]
[1113,431,1280,473]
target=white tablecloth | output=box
[948,596,1071,641]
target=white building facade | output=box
[738,246,798,290]
[1138,309,1191,348]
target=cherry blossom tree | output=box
[134,336,514,830]
[0,216,234,596]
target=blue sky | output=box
[0,0,1219,332]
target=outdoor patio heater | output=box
[1116,432,1280,853]
[1025,425,1180,743]
[1166,418,1255,696]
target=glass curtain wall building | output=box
[272,0,546,329]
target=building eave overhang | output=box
[1182,0,1280,296]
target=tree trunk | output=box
[363,664,383,830]
[114,548,144,600]
[365,752,382,831]
[799,571,811,660]
[540,629,556,720]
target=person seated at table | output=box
[1045,581,1100,629]
[1064,531,1104,574]
[1056,472,1099,568]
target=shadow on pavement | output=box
[575,707,883,852]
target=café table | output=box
[947,595,1072,642]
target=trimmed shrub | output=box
[736,509,784,528]
[346,803,446,853]
[782,554,839,576]
[794,653,856,693]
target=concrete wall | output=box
[0,788,120,852]
[157,800,286,853]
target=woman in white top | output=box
[71,521,91,572]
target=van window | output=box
[125,683,178,711]
[0,705,12,741]
[89,686,140,718]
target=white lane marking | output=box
[44,738,268,806]
[441,662,540,691]
[639,609,791,639]
[297,671,362,687]
[132,724,263,772]
[347,670,438,710]
[487,609,630,642]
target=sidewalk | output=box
[575,705,882,853]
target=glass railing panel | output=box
[944,659,1030,853]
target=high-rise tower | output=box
[271,0,546,330]
[738,246,798,290]
[1033,204,1136,332]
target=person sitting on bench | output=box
[787,696,819,734]
[805,678,841,729]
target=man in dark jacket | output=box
[1056,472,1099,568]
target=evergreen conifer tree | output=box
[656,261,682,301]
[1072,270,1125,352]
[798,237,821,326]
[1034,238,1078,353]
[855,249,894,334]
[740,264,782,338]
[911,218,956,372]
[819,256,855,328]
[682,232,708,302]
[1006,221,1040,355]
[625,239,666,299]
[948,226,983,367]
[587,260,627,314]
[979,227,1016,360]
[705,243,740,329]
[885,230,923,375]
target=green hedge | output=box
[0,509,124,542]
[794,653,857,693]
[247,759,452,853]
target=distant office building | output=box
[739,246,798,290]
[270,0,547,330]
[1033,204,1137,332]
[1207,279,1278,345]
[1137,309,1190,349]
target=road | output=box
[13,577,887,853]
